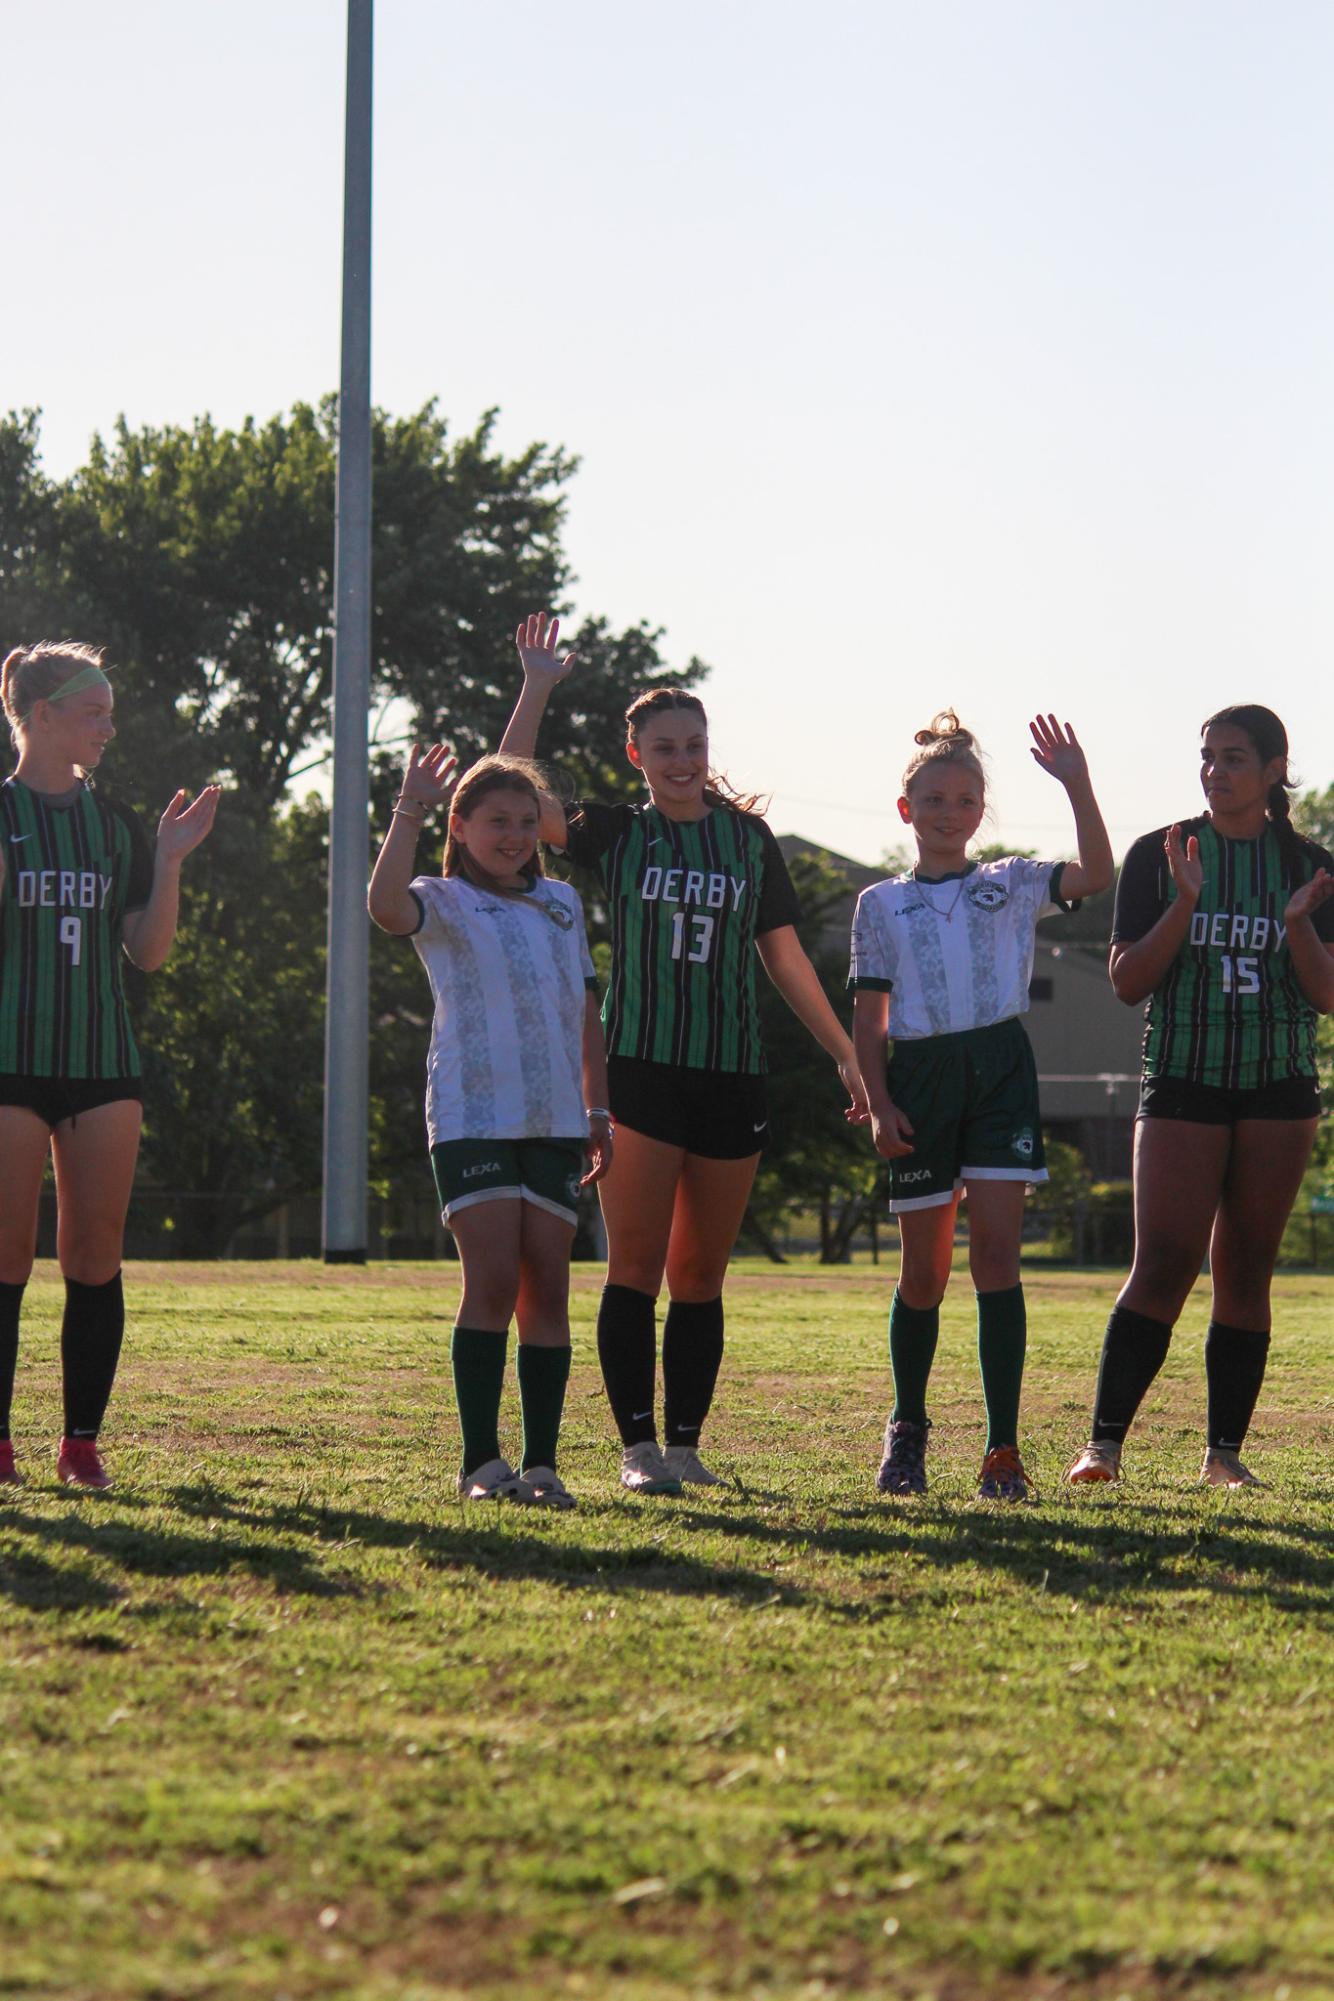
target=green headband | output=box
[20,663,112,727]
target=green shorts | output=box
[885,1016,1047,1214]
[430,1137,586,1227]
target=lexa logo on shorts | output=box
[967,880,1009,911]
[462,1161,503,1179]
[898,1167,933,1183]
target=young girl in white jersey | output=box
[850,712,1112,1500]
[369,750,612,1508]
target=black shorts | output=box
[0,1075,144,1128]
[607,1056,769,1159]
[1138,1073,1321,1124]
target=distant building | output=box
[778,834,1140,1178]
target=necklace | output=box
[912,871,967,923]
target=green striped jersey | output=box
[1113,817,1334,1088]
[0,778,154,1079]
[563,801,801,1073]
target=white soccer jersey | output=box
[849,857,1067,1040]
[409,875,596,1145]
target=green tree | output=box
[0,404,710,1244]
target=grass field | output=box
[2,1258,1332,2001]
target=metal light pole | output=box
[322,0,374,1262]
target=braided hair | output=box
[1201,704,1313,888]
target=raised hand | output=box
[1029,715,1090,789]
[1164,823,1203,903]
[515,612,577,689]
[156,785,221,863]
[399,743,458,808]
[1285,867,1334,926]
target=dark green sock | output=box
[977,1284,1026,1450]
[451,1325,507,1476]
[889,1291,940,1426]
[517,1343,571,1471]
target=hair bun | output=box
[913,708,971,749]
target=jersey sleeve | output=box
[848,887,895,991]
[569,887,599,987]
[560,800,623,870]
[408,876,443,939]
[1309,845,1334,944]
[754,819,802,934]
[113,800,155,912]
[1006,855,1072,920]
[1111,830,1169,943]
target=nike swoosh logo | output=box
[753,1121,768,1132]
[631,1409,653,1421]
[8,833,31,843]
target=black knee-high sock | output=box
[61,1273,125,1439]
[0,1280,24,1442]
[663,1296,725,1448]
[596,1284,658,1446]
[1205,1321,1271,1451]
[1089,1304,1173,1445]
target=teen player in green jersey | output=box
[851,710,1112,1501]
[1068,705,1334,1489]
[501,614,865,1495]
[0,643,219,1489]
[369,750,613,1508]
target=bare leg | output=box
[0,1107,52,1285]
[1118,1119,1231,1322]
[50,1100,142,1285]
[896,1197,960,1310]
[1209,1119,1318,1329]
[962,1180,1028,1293]
[663,1151,761,1301]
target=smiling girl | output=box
[1068,705,1334,1488]
[0,642,219,1489]
[850,710,1112,1500]
[369,750,612,1508]
[501,615,864,1494]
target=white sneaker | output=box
[517,1465,578,1510]
[1066,1440,1122,1485]
[662,1444,722,1486]
[457,1456,524,1500]
[619,1441,683,1495]
[1200,1447,1263,1488]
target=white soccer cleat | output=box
[662,1444,722,1487]
[515,1465,578,1510]
[1200,1447,1263,1489]
[1066,1440,1121,1485]
[457,1456,524,1501]
[619,1441,683,1495]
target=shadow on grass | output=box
[0,1498,365,1611]
[7,1479,1327,1619]
[672,1496,1334,1615]
[159,1484,806,1606]
[0,1487,806,1612]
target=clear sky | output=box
[8,1,1333,863]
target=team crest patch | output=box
[1011,1128,1035,1160]
[967,880,1009,912]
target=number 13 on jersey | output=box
[670,911,715,964]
